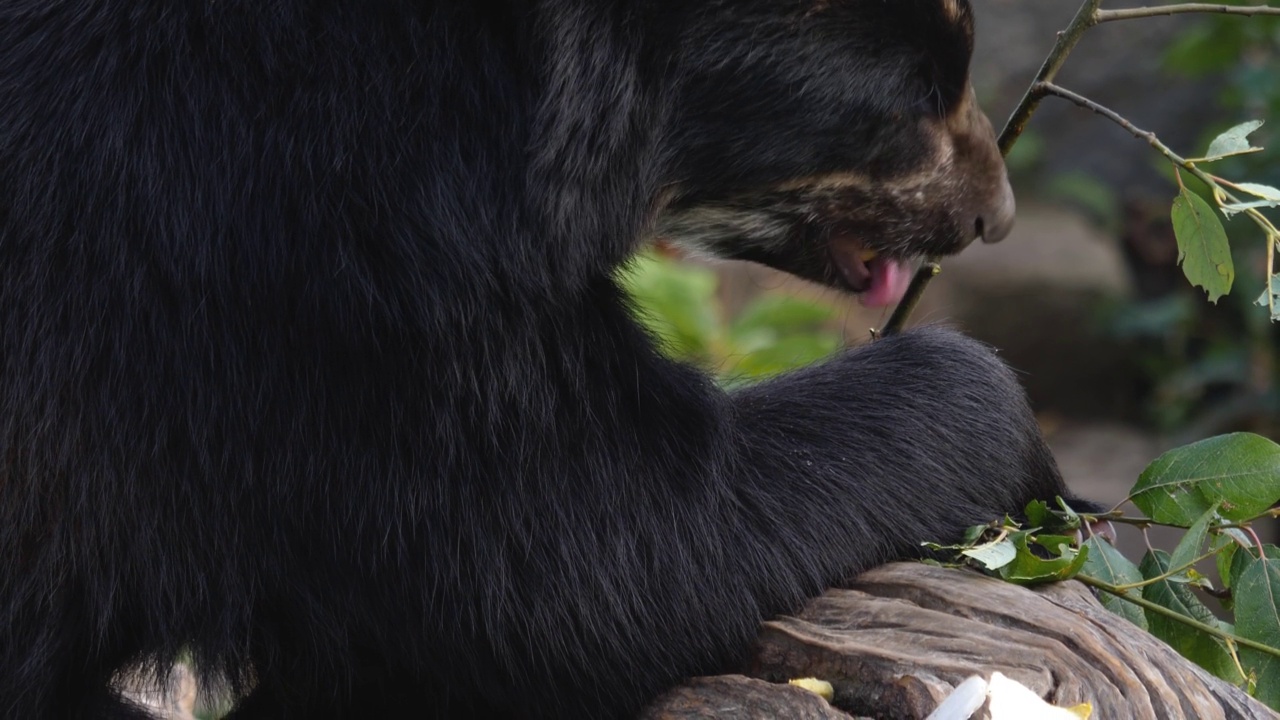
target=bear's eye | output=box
[917,60,959,118]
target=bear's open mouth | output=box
[829,241,914,309]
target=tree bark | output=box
[644,563,1277,719]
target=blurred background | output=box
[625,0,1280,524]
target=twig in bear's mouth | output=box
[878,260,941,337]
[879,0,1101,337]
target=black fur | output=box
[0,1,1087,718]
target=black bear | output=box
[0,0,1087,718]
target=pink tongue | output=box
[859,258,913,308]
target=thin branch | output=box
[1036,81,1278,238]
[998,0,1104,155]
[1105,549,1220,592]
[1078,574,1280,659]
[1039,80,1280,321]
[882,0,1280,333]
[880,260,940,337]
[880,0,1102,339]
[1096,4,1280,23]
[882,0,1102,337]
[1034,82,1177,160]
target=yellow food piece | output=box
[858,250,877,262]
[788,677,834,701]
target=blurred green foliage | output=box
[1162,0,1279,260]
[1102,9,1280,432]
[618,252,842,385]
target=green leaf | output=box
[1222,184,1280,216]
[997,532,1088,585]
[1254,274,1280,322]
[1024,500,1051,529]
[1185,567,1213,590]
[1020,498,1085,534]
[1221,200,1279,217]
[961,523,989,546]
[723,333,840,380]
[1201,120,1265,162]
[1214,529,1252,592]
[1054,496,1086,530]
[1169,504,1220,573]
[1234,557,1280,708]
[619,254,722,361]
[961,537,1017,571]
[1036,534,1077,554]
[1235,183,1280,202]
[1229,545,1280,593]
[1171,187,1234,303]
[1130,433,1280,526]
[1140,550,1244,684]
[731,294,834,335]
[723,293,841,380]
[1082,538,1148,631]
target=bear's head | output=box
[651,0,1013,307]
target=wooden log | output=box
[641,676,858,720]
[645,563,1277,719]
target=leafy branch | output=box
[1077,574,1280,659]
[884,0,1280,335]
[1100,546,1219,591]
[1034,82,1280,310]
[936,432,1280,708]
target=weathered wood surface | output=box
[645,563,1277,720]
[641,676,858,720]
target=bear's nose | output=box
[978,176,1016,244]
